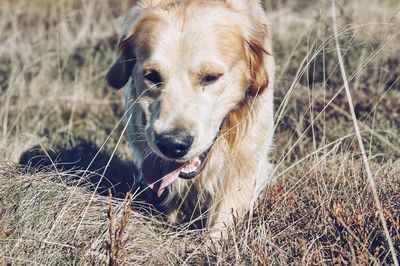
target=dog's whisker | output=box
[129,140,148,144]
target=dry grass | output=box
[1,0,399,264]
[1,156,399,264]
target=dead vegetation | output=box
[0,155,399,264]
[0,0,399,264]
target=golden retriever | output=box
[106,0,275,237]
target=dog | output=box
[106,0,275,237]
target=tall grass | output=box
[1,0,399,264]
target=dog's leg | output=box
[207,160,274,239]
[207,176,256,239]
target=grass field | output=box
[0,0,399,264]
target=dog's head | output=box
[107,0,273,189]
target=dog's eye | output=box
[202,74,222,85]
[144,70,163,86]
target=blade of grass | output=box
[332,2,398,264]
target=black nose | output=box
[155,130,194,159]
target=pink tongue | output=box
[141,152,185,197]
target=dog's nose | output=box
[155,130,193,159]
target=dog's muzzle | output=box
[141,146,212,197]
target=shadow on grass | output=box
[18,139,207,228]
[18,139,143,199]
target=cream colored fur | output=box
[107,0,275,237]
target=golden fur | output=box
[107,0,275,237]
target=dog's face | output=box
[107,1,270,167]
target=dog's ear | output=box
[245,37,269,96]
[242,1,272,97]
[106,8,144,90]
[106,10,162,90]
[106,36,136,89]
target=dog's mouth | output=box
[141,148,211,197]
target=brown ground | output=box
[0,0,399,264]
